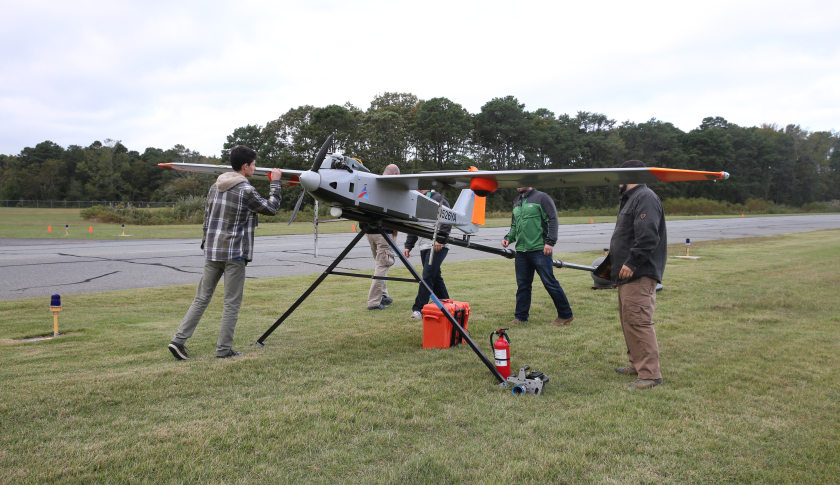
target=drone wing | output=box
[157,162,304,186]
[378,167,729,191]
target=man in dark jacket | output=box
[502,187,574,326]
[609,160,666,389]
[403,189,451,319]
[168,146,282,360]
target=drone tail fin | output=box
[471,194,486,225]
[453,189,483,234]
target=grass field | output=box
[1,230,838,483]
[0,207,771,240]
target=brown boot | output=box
[615,367,638,375]
[507,319,523,325]
[627,378,662,389]
[550,316,574,326]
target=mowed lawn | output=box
[1,231,838,484]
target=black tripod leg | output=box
[255,228,369,345]
[380,229,506,384]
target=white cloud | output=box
[1,0,837,156]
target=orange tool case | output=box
[421,299,470,349]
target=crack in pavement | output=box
[14,271,121,292]
[56,253,201,274]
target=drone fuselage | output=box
[304,155,480,233]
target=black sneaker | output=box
[217,349,243,359]
[168,341,189,360]
[381,297,393,305]
[368,304,388,310]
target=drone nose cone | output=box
[721,171,730,180]
[300,170,321,192]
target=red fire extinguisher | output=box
[490,328,511,379]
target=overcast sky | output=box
[1,0,837,158]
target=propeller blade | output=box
[311,134,333,172]
[288,190,307,225]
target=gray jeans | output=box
[172,259,247,357]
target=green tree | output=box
[527,109,579,169]
[787,128,836,205]
[0,155,22,199]
[11,141,67,199]
[681,117,735,200]
[303,104,357,155]
[475,96,532,170]
[369,92,419,120]
[19,140,65,167]
[353,94,418,169]
[77,139,132,200]
[411,97,472,171]
[222,125,263,162]
[264,105,317,169]
[566,112,625,207]
[618,118,687,168]
[356,109,409,171]
[36,159,65,200]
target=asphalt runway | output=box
[2,214,839,300]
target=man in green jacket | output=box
[502,187,574,326]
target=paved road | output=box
[2,214,839,300]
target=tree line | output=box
[2,92,838,212]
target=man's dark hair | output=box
[620,159,646,169]
[230,145,257,171]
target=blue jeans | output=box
[514,251,573,321]
[413,247,450,312]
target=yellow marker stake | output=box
[51,307,61,337]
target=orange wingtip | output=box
[158,163,199,173]
[649,168,728,182]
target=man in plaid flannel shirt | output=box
[168,145,282,360]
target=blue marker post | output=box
[686,238,690,257]
[50,294,62,337]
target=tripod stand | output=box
[255,220,506,385]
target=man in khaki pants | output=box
[365,164,400,310]
[609,160,666,389]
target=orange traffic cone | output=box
[741,214,744,217]
[351,224,355,231]
[89,226,93,232]
[48,225,52,232]
[590,219,593,223]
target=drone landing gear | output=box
[255,222,506,385]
